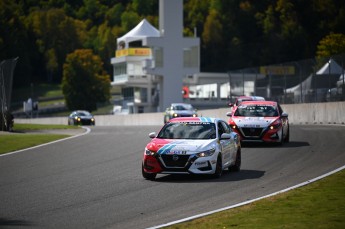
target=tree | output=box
[28,8,86,83]
[202,0,224,71]
[316,33,345,58]
[62,49,110,111]
[0,0,33,86]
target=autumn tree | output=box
[316,33,345,58]
[28,8,87,83]
[62,49,110,111]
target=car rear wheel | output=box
[142,164,157,180]
[230,147,241,172]
[212,154,223,178]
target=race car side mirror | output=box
[149,132,157,138]
[281,112,288,118]
[226,112,232,117]
[228,103,234,107]
[220,133,231,140]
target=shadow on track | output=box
[153,169,265,183]
[0,218,34,227]
[242,141,310,148]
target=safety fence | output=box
[227,53,345,104]
[0,57,18,131]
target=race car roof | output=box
[169,117,216,123]
[237,95,265,101]
[239,100,278,106]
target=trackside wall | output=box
[14,101,345,126]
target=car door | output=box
[218,121,233,167]
[278,104,289,138]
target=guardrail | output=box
[14,101,345,126]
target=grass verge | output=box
[0,134,70,154]
[12,123,79,131]
[0,123,80,155]
[166,169,345,229]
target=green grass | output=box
[0,123,80,154]
[11,83,63,103]
[11,83,119,115]
[166,169,345,229]
[13,123,79,131]
[0,134,70,154]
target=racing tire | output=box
[142,164,157,180]
[278,128,284,146]
[285,125,290,143]
[229,147,241,172]
[212,154,223,178]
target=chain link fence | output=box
[0,57,18,131]
[228,53,345,104]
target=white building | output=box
[110,0,265,113]
[111,0,199,113]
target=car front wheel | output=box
[285,125,290,143]
[212,154,223,178]
[142,164,157,180]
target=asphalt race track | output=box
[1,125,345,228]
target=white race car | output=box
[142,117,241,180]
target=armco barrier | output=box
[14,101,345,126]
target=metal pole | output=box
[228,72,232,102]
[284,71,287,104]
[242,71,245,95]
[342,60,344,101]
[328,58,331,101]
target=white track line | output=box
[148,164,345,229]
[0,127,90,157]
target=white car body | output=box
[142,117,241,180]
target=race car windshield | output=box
[173,105,193,111]
[157,122,216,139]
[234,105,278,117]
[77,112,91,116]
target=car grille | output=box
[160,154,190,168]
[176,114,194,117]
[240,127,264,137]
[80,119,93,125]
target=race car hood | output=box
[172,110,196,115]
[80,115,93,120]
[232,116,278,128]
[146,138,216,155]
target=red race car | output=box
[227,100,289,145]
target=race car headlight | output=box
[196,148,215,157]
[192,114,197,117]
[229,119,238,129]
[145,148,156,156]
[173,113,178,117]
[269,119,282,130]
[91,118,95,122]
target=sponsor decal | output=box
[199,117,213,122]
[167,150,187,155]
[157,141,186,155]
[244,117,264,121]
[157,144,176,155]
[243,124,261,128]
